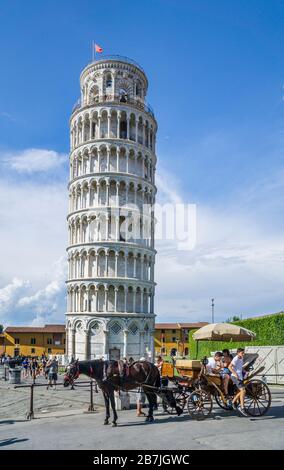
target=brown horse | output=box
[63,359,161,426]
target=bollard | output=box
[26,384,35,420]
[88,380,95,412]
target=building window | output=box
[48,348,52,354]
[15,338,20,344]
[172,337,176,342]
[31,338,36,345]
[161,329,165,333]
[172,329,176,333]
[31,348,35,354]
[47,338,52,345]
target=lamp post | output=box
[211,298,215,323]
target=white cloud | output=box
[0,278,30,321]
[18,257,66,312]
[0,259,67,326]
[1,148,67,173]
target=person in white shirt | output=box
[229,348,248,417]
[206,352,222,374]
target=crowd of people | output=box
[0,354,59,389]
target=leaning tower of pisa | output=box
[65,55,157,362]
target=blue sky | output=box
[1,0,284,325]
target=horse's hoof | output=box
[145,416,154,423]
[112,422,117,427]
[176,406,183,416]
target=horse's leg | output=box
[109,389,118,427]
[103,391,110,425]
[144,391,154,423]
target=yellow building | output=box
[154,322,208,357]
[3,325,65,357]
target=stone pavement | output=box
[0,372,107,419]
[0,381,284,450]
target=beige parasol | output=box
[193,322,256,342]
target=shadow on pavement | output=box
[0,420,27,426]
[0,438,29,447]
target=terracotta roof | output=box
[5,324,65,333]
[155,322,208,329]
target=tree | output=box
[225,315,241,323]
[0,324,3,333]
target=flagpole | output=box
[92,41,95,62]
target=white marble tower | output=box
[65,55,157,361]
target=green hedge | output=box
[188,312,284,359]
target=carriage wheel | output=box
[162,390,189,415]
[187,390,213,420]
[215,394,232,411]
[244,379,271,417]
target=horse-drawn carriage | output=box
[158,353,271,420]
[64,323,271,425]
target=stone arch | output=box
[89,82,99,104]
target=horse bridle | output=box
[65,361,80,384]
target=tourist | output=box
[45,358,52,379]
[136,386,146,417]
[229,348,248,417]
[136,356,147,417]
[155,355,167,389]
[41,356,47,376]
[206,351,222,374]
[22,357,29,378]
[155,355,163,374]
[220,349,232,397]
[47,358,58,390]
[31,357,38,380]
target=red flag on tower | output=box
[92,41,103,61]
[94,42,103,53]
